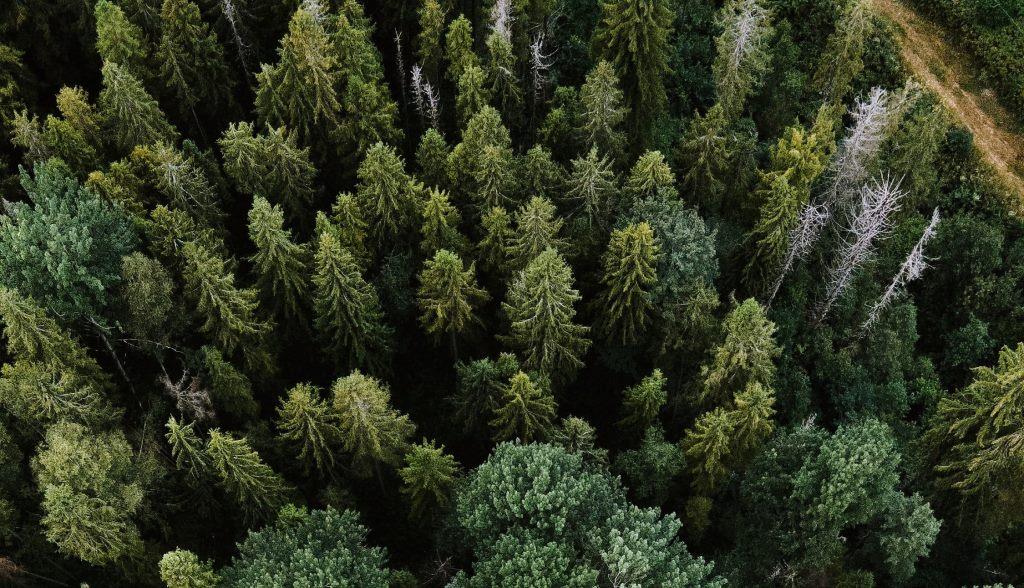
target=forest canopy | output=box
[0,0,1022,586]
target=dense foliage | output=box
[0,0,1022,585]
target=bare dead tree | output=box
[767,202,829,305]
[490,0,514,44]
[530,32,553,102]
[713,0,772,119]
[422,81,441,129]
[394,30,408,112]
[816,175,905,323]
[861,207,940,332]
[160,369,214,423]
[410,64,425,124]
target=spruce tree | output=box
[157,0,233,117]
[419,187,466,255]
[417,0,446,80]
[682,407,735,493]
[338,76,402,162]
[181,241,269,356]
[593,0,672,144]
[456,64,491,127]
[416,249,489,349]
[206,428,290,518]
[618,369,667,435]
[700,298,779,405]
[159,550,219,588]
[399,440,459,518]
[99,61,178,152]
[448,106,512,198]
[595,222,659,344]
[276,383,341,474]
[712,0,772,120]
[490,371,557,442]
[502,248,591,378]
[473,144,515,211]
[580,60,628,160]
[247,196,309,322]
[415,128,450,189]
[329,192,370,264]
[355,142,418,246]
[95,0,148,76]
[254,7,341,146]
[677,103,730,205]
[508,196,566,269]
[145,142,221,222]
[520,145,564,202]
[624,150,676,202]
[166,416,211,480]
[477,205,513,274]
[220,122,317,223]
[331,371,415,476]
[566,148,619,236]
[445,15,479,85]
[201,345,259,422]
[311,231,390,372]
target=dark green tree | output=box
[331,370,415,476]
[399,440,459,518]
[157,0,233,117]
[98,61,178,152]
[248,196,309,322]
[595,222,659,345]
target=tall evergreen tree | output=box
[331,371,415,476]
[444,15,479,84]
[593,0,673,144]
[207,428,290,518]
[419,187,466,255]
[399,440,459,519]
[311,231,390,372]
[477,205,514,274]
[508,196,566,269]
[618,369,667,435]
[566,148,619,237]
[247,196,309,322]
[99,61,178,152]
[276,383,341,475]
[95,0,148,76]
[595,222,659,345]
[416,0,446,81]
[355,142,418,246]
[623,150,675,202]
[712,0,772,120]
[417,249,489,351]
[700,298,779,405]
[502,248,591,378]
[157,0,233,118]
[580,60,628,160]
[490,371,557,442]
[456,64,490,127]
[415,128,450,188]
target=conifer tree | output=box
[417,0,446,81]
[356,142,418,246]
[99,61,178,152]
[181,241,268,356]
[593,0,672,143]
[566,148,619,236]
[329,192,370,264]
[145,142,221,222]
[729,381,775,457]
[682,407,735,493]
[338,76,402,161]
[448,106,512,197]
[618,369,667,435]
[331,371,415,476]
[95,0,148,76]
[677,103,730,204]
[478,205,514,274]
[485,22,522,122]
[502,248,591,378]
[490,371,557,442]
[206,428,290,518]
[399,440,459,518]
[700,298,779,405]
[596,222,659,344]
[166,416,212,480]
[813,0,870,104]
[623,150,675,202]
[417,249,489,350]
[0,360,115,428]
[580,60,628,160]
[419,188,466,255]
[277,383,341,474]
[415,128,450,189]
[712,0,772,120]
[157,0,233,117]
[508,196,566,269]
[473,144,515,211]
[220,122,316,223]
[456,64,491,127]
[159,549,219,588]
[33,422,147,565]
[520,145,564,202]
[311,231,390,372]
[445,15,479,84]
[248,196,309,322]
[39,87,103,174]
[254,7,341,146]
[201,345,259,422]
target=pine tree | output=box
[95,0,148,76]
[415,128,450,189]
[355,142,418,246]
[417,0,446,81]
[331,371,415,476]
[478,205,513,274]
[456,64,491,127]
[181,241,269,355]
[700,298,779,405]
[565,148,619,236]
[419,188,466,255]
[445,15,479,85]
[596,222,659,344]
[502,248,591,378]
[254,7,341,146]
[311,231,390,372]
[399,440,459,518]
[618,369,667,435]
[157,0,233,117]
[508,196,566,269]
[206,429,289,518]
[490,371,557,442]
[248,196,309,322]
[276,383,341,474]
[417,249,489,349]
[593,0,673,144]
[220,122,316,223]
[580,60,628,160]
[98,61,178,152]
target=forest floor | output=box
[874,0,1024,199]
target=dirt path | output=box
[874,0,1024,199]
